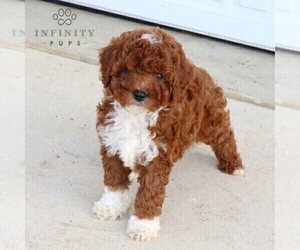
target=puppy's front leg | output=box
[126,158,172,241]
[93,147,132,221]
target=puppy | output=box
[93,28,243,241]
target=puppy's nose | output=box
[132,89,147,102]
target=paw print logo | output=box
[53,8,77,26]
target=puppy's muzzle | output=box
[132,89,147,102]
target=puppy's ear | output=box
[99,38,120,88]
[171,45,190,101]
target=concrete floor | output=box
[275,50,300,250]
[1,0,299,249]
[0,48,25,250]
[275,106,300,250]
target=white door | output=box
[276,0,300,51]
[62,0,275,51]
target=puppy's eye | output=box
[156,74,164,81]
[121,68,130,75]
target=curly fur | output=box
[94,28,243,241]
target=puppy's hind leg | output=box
[199,86,243,175]
[210,127,244,175]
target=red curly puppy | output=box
[93,28,243,241]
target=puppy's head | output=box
[99,28,188,112]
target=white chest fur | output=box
[98,101,160,169]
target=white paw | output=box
[233,168,245,176]
[93,187,130,221]
[126,215,160,241]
